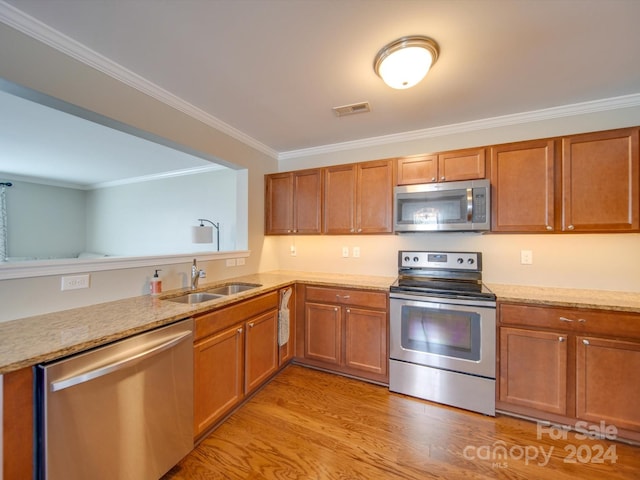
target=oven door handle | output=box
[466,188,473,221]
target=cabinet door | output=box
[490,140,555,232]
[356,160,393,233]
[305,302,342,364]
[293,169,322,234]
[562,128,639,232]
[194,324,244,437]
[245,309,279,394]
[397,154,438,184]
[3,367,34,480]
[324,164,356,234]
[576,336,640,431]
[344,307,388,377]
[499,327,568,415]
[265,173,293,234]
[438,148,486,182]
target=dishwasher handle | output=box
[50,330,192,392]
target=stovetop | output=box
[390,250,496,301]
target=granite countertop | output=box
[488,283,640,313]
[2,271,639,375]
[0,271,395,374]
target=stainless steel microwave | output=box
[394,179,490,232]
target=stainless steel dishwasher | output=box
[36,318,194,480]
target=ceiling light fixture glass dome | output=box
[373,36,439,89]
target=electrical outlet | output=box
[290,245,297,256]
[225,259,236,267]
[520,250,533,265]
[342,246,349,257]
[236,257,245,266]
[199,269,208,277]
[353,246,360,258]
[61,274,90,291]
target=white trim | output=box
[0,250,250,280]
[278,93,640,160]
[0,2,278,160]
[90,164,225,189]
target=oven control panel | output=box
[398,251,481,270]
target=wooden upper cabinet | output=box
[324,164,356,234]
[397,148,485,185]
[490,140,555,232]
[356,160,393,233]
[562,128,639,232]
[438,148,486,182]
[265,169,322,235]
[396,154,437,184]
[325,160,393,234]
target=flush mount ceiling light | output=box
[373,36,439,89]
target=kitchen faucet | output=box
[191,258,203,290]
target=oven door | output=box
[390,293,496,378]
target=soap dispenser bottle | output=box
[150,269,162,295]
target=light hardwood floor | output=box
[164,365,640,479]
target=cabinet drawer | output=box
[195,291,278,340]
[499,303,640,339]
[305,286,387,309]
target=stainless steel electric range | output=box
[389,250,497,416]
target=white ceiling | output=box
[2,0,640,181]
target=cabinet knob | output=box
[346,309,351,313]
[583,339,590,345]
[431,177,436,182]
[287,229,292,233]
[559,316,573,322]
[350,228,355,233]
[568,225,575,230]
[546,225,553,231]
[334,307,338,312]
[440,176,446,181]
[237,328,243,334]
[248,322,255,328]
[559,337,566,342]
[578,318,586,323]
[357,228,362,233]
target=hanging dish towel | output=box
[278,287,293,347]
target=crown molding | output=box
[279,92,640,160]
[0,2,278,160]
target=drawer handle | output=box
[559,316,573,322]
[583,339,590,345]
[578,319,586,323]
[559,337,566,342]
[336,294,351,300]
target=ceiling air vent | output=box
[332,102,371,117]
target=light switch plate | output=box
[342,246,349,257]
[520,250,533,265]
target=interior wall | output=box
[4,179,86,259]
[0,23,277,322]
[85,169,240,256]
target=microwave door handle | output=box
[466,188,473,221]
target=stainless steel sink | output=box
[206,283,262,296]
[166,292,223,304]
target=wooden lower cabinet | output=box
[499,327,567,415]
[245,309,279,394]
[498,302,640,442]
[194,324,244,437]
[575,336,640,431]
[193,290,286,439]
[297,285,388,384]
[3,367,34,480]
